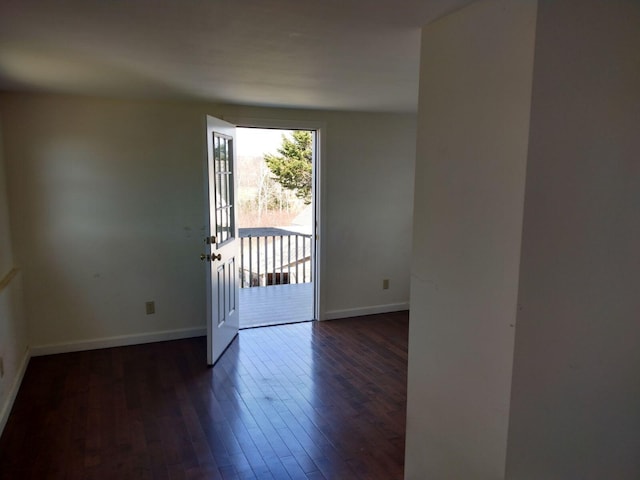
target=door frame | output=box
[224,116,326,321]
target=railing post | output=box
[279,235,283,284]
[272,236,276,285]
[303,235,307,282]
[287,235,291,285]
[264,236,268,287]
[309,234,313,282]
[295,235,300,284]
[240,238,245,287]
[247,235,253,288]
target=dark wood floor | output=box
[0,312,408,479]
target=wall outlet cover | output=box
[145,301,156,315]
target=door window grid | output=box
[213,133,235,246]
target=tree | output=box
[264,131,313,204]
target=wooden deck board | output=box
[239,283,314,329]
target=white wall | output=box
[0,114,29,435]
[0,119,13,275]
[405,1,537,478]
[505,1,640,478]
[1,96,208,350]
[0,93,416,351]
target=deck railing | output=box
[239,227,313,288]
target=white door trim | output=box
[225,116,326,321]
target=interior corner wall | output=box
[0,113,29,435]
[0,93,416,351]
[505,1,640,478]
[405,1,537,478]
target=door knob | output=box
[211,253,222,261]
[200,253,210,261]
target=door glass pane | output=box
[215,174,222,241]
[224,173,230,207]
[221,207,228,243]
[214,135,220,172]
[213,133,235,246]
[221,139,228,172]
[214,174,220,207]
[221,173,228,207]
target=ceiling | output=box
[0,0,474,112]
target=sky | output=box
[236,127,292,157]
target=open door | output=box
[204,115,240,366]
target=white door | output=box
[204,116,240,365]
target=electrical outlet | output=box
[145,301,156,315]
[383,279,390,290]
[0,356,4,378]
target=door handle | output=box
[200,253,222,262]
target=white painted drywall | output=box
[0,114,29,435]
[405,1,537,478]
[0,118,13,277]
[1,96,208,349]
[319,110,415,316]
[505,1,640,478]
[0,94,415,350]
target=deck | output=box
[239,282,314,328]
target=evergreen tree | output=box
[264,131,313,204]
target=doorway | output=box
[235,127,317,328]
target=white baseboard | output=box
[30,326,207,357]
[323,302,409,321]
[0,347,31,438]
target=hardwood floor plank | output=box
[0,311,408,479]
